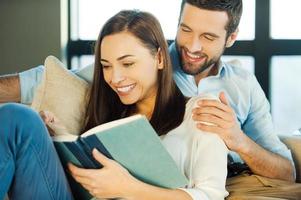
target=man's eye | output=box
[204,35,214,41]
[181,28,191,33]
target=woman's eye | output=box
[123,62,134,67]
[101,64,111,69]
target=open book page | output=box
[81,114,143,137]
[52,114,143,142]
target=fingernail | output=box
[93,148,99,154]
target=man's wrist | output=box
[234,131,252,155]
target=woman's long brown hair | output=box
[84,10,186,136]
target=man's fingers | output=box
[192,107,232,122]
[197,99,232,113]
[219,91,229,106]
[193,113,230,128]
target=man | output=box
[1,0,301,199]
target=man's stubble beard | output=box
[176,42,225,76]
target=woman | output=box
[0,10,228,200]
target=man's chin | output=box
[181,63,204,75]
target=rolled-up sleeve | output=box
[19,65,45,104]
[242,75,295,176]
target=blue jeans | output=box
[0,103,74,200]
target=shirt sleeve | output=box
[19,65,45,104]
[242,74,295,175]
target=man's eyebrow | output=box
[180,23,192,31]
[100,55,134,62]
[202,32,220,38]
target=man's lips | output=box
[182,49,206,63]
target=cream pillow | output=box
[31,56,91,135]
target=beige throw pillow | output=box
[31,56,91,135]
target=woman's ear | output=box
[225,29,239,48]
[156,48,164,70]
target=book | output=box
[53,114,188,200]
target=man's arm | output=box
[0,74,21,103]
[236,133,294,181]
[192,92,295,182]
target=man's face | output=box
[176,3,232,75]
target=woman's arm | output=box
[69,149,192,200]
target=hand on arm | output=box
[0,74,21,103]
[69,149,192,200]
[193,92,295,182]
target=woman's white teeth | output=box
[117,84,135,92]
[186,51,201,59]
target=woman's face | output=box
[100,31,162,106]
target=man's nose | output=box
[188,35,202,53]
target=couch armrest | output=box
[280,135,301,183]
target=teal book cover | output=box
[53,115,188,200]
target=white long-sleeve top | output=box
[161,96,229,200]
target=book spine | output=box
[64,141,98,169]
[80,134,114,166]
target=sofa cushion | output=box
[31,56,91,135]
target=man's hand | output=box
[192,92,295,181]
[192,92,246,152]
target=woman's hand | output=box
[39,110,69,136]
[68,149,137,199]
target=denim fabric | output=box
[0,103,73,200]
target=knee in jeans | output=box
[0,103,43,129]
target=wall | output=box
[0,0,61,74]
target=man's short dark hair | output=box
[180,0,243,37]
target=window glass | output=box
[271,56,301,135]
[271,0,301,39]
[237,0,255,40]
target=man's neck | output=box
[194,63,219,85]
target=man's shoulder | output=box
[222,60,255,82]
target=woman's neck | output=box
[136,93,157,120]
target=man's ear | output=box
[225,29,239,48]
[156,48,164,70]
